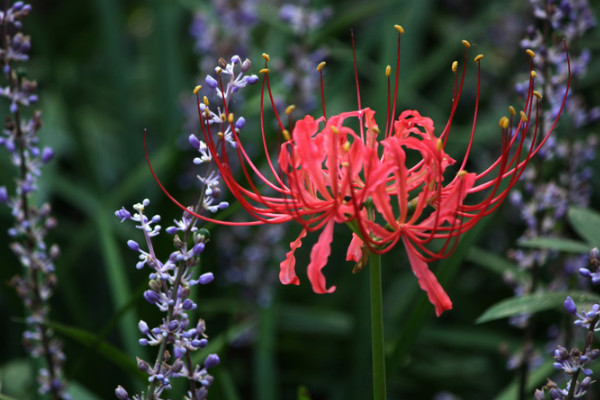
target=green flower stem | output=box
[370,253,387,400]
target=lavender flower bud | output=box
[143,289,161,304]
[235,116,246,130]
[127,240,140,252]
[41,147,53,163]
[193,242,205,255]
[138,320,150,335]
[0,186,7,203]
[205,75,218,89]
[241,58,251,72]
[564,296,577,314]
[198,272,214,285]
[189,133,201,150]
[115,385,130,400]
[204,354,220,369]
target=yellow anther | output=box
[436,139,443,151]
[285,105,296,115]
[215,67,222,75]
[526,49,535,58]
[203,96,209,106]
[260,68,270,74]
[462,40,471,48]
[386,65,391,77]
[193,85,202,95]
[531,70,537,78]
[509,106,516,116]
[317,61,326,72]
[457,170,469,178]
[343,141,351,152]
[498,116,509,129]
[474,54,484,63]
[217,131,224,139]
[262,53,270,62]
[331,126,339,134]
[228,113,234,123]
[282,129,290,141]
[220,113,227,122]
[341,161,349,168]
[452,61,458,73]
[371,126,381,135]
[533,91,542,99]
[394,25,404,34]
[520,111,528,122]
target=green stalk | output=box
[370,253,387,400]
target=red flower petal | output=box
[402,237,452,316]
[279,229,307,286]
[307,220,337,294]
[346,233,363,262]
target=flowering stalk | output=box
[534,249,600,400]
[370,254,386,400]
[0,2,68,399]
[114,200,219,400]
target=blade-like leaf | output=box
[49,321,144,380]
[477,291,600,324]
[518,237,590,253]
[568,207,600,247]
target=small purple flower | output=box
[115,207,132,222]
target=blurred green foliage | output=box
[1,0,600,399]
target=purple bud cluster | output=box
[184,55,257,216]
[0,2,68,398]
[536,250,600,399]
[115,199,219,400]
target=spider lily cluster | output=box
[147,25,570,316]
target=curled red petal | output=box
[279,229,307,286]
[402,237,452,316]
[307,220,337,294]
[346,233,363,262]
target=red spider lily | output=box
[146,26,570,315]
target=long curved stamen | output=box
[317,61,327,122]
[388,25,404,138]
[440,40,470,146]
[350,29,364,141]
[457,53,484,172]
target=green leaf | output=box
[517,237,590,253]
[49,321,144,381]
[568,206,600,247]
[468,247,527,283]
[476,291,600,324]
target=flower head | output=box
[148,27,570,315]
